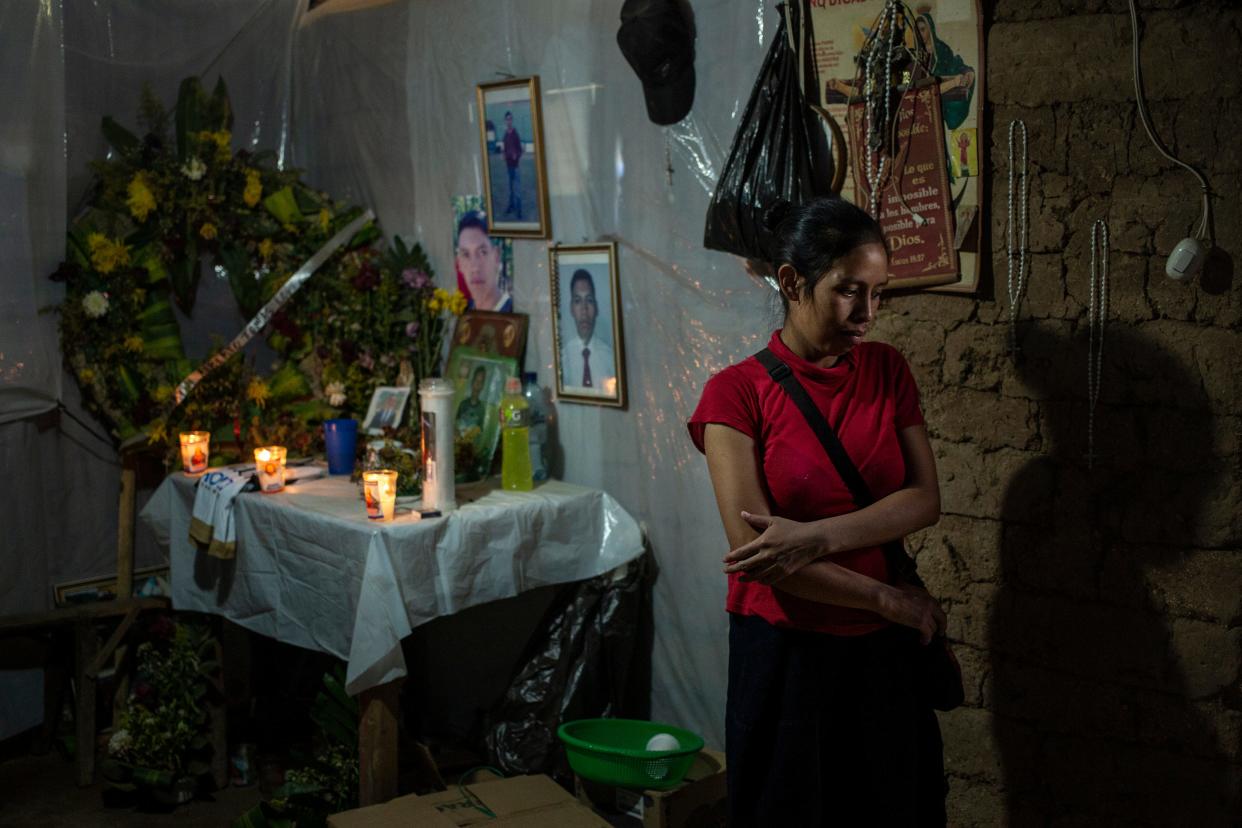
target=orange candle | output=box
[179,431,210,474]
[254,446,287,493]
[362,469,398,520]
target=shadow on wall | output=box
[990,321,1239,825]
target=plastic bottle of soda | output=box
[521,372,549,482]
[500,376,533,491]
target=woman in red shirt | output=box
[689,198,948,825]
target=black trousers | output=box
[726,614,947,827]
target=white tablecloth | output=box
[139,471,644,694]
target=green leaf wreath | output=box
[51,77,465,465]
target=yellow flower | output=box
[123,335,144,353]
[449,291,468,316]
[79,367,96,384]
[126,173,156,222]
[243,169,263,208]
[318,208,331,233]
[152,385,174,404]
[247,377,270,408]
[427,287,449,313]
[198,129,231,159]
[258,238,274,260]
[199,222,218,240]
[282,223,299,236]
[87,233,130,274]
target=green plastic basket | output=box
[557,718,705,790]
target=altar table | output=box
[139,469,644,803]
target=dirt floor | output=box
[0,746,263,827]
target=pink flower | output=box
[402,268,430,289]
[405,321,420,338]
[358,351,375,370]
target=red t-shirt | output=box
[688,330,925,635]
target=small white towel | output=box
[188,468,251,559]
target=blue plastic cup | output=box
[324,418,358,475]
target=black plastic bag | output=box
[703,1,834,263]
[484,553,652,782]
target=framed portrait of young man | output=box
[362,386,412,434]
[476,76,550,239]
[549,242,626,408]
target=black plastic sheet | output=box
[485,552,652,781]
[703,1,834,263]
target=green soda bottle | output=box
[500,376,533,491]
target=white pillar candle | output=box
[253,446,287,493]
[362,469,398,521]
[179,431,210,474]
[418,378,457,513]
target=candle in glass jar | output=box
[179,431,210,474]
[253,446,287,493]
[362,469,398,521]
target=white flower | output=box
[82,290,109,318]
[180,157,206,181]
[108,728,132,756]
[325,381,346,407]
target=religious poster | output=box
[848,83,958,288]
[811,0,983,292]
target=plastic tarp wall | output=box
[0,0,786,748]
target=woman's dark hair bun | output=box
[764,199,794,234]
[769,196,886,314]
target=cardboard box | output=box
[329,774,611,828]
[575,749,727,828]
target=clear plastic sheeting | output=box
[486,552,652,781]
[2,0,794,748]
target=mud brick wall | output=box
[872,1,1242,823]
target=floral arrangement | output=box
[101,615,219,804]
[235,666,360,827]
[52,77,465,466]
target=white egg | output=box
[645,732,681,752]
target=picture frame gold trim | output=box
[549,241,626,409]
[476,76,551,239]
[53,565,170,608]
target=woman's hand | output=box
[722,511,824,583]
[877,583,946,645]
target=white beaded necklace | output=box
[861,1,902,216]
[1006,120,1029,355]
[1087,219,1109,470]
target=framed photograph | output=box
[362,386,412,433]
[53,565,170,607]
[549,242,626,408]
[444,346,518,482]
[452,195,515,312]
[476,76,550,239]
[451,310,528,361]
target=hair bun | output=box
[764,199,794,233]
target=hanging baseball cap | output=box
[617,0,697,126]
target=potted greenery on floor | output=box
[100,614,221,808]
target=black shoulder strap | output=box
[754,348,877,507]
[755,347,920,584]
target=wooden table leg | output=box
[358,678,402,806]
[74,619,99,787]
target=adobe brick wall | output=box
[875,1,1241,823]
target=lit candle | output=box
[253,446,287,493]
[362,469,398,521]
[179,431,210,474]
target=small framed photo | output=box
[476,76,550,239]
[444,347,518,482]
[53,565,170,607]
[362,386,412,433]
[452,310,528,361]
[549,242,626,408]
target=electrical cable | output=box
[1127,0,1211,242]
